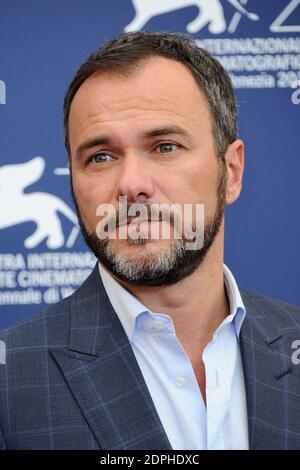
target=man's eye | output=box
[157,143,177,154]
[92,153,112,163]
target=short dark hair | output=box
[63,31,237,160]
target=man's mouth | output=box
[118,216,162,227]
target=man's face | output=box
[69,56,227,286]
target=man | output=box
[1,31,300,450]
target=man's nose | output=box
[115,152,155,203]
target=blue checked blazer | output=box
[0,264,300,450]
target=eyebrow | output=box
[75,137,112,159]
[143,125,191,139]
[74,125,192,159]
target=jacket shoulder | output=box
[0,293,72,349]
[0,265,99,347]
[240,288,300,329]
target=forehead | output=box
[68,56,212,148]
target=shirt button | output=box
[175,376,187,387]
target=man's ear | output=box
[224,139,244,206]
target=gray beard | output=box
[75,208,224,286]
[101,238,186,284]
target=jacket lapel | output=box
[240,290,293,450]
[50,265,172,450]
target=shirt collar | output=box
[98,263,147,341]
[98,262,246,342]
[223,264,246,338]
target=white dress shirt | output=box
[98,263,249,450]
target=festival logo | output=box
[125,0,259,35]
[0,157,79,249]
